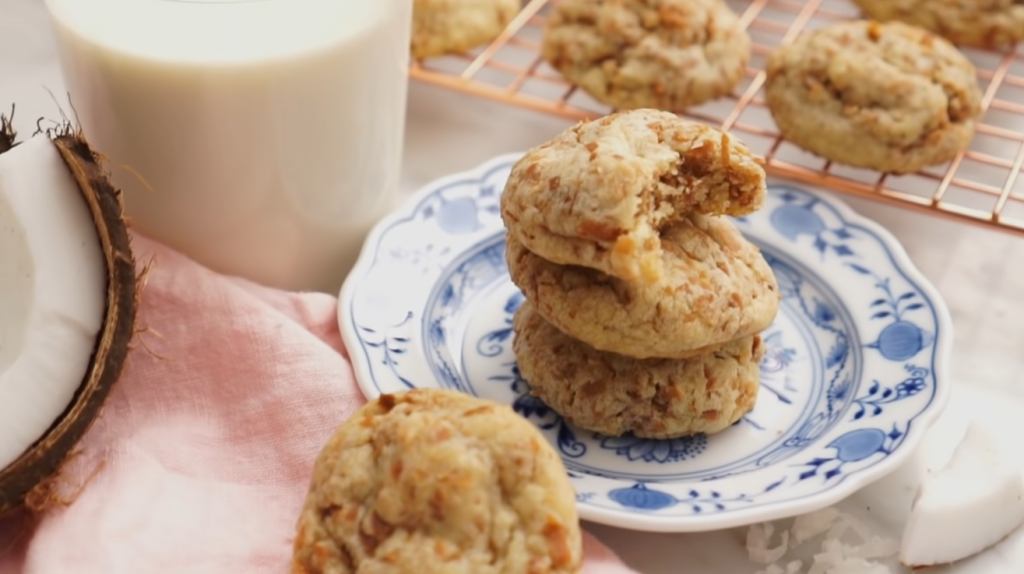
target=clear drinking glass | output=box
[45,0,413,293]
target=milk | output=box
[45,0,413,293]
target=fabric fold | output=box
[0,233,638,574]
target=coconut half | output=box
[0,111,136,515]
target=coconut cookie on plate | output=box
[851,0,1024,49]
[541,0,751,111]
[411,0,522,59]
[512,301,764,439]
[499,108,778,441]
[291,389,582,574]
[499,108,766,286]
[505,213,779,360]
[764,20,982,174]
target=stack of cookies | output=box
[500,109,781,440]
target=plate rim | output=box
[338,152,954,533]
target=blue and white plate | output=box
[338,153,952,533]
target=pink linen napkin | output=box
[0,233,639,574]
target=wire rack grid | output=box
[409,0,1024,237]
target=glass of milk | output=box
[45,0,413,293]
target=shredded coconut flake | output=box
[745,506,899,574]
[756,560,803,574]
[747,521,790,565]
[792,508,841,545]
[809,557,894,574]
[846,536,900,561]
[836,511,877,545]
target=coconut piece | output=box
[791,508,841,546]
[0,114,136,516]
[0,135,104,467]
[899,421,1024,568]
[747,521,791,565]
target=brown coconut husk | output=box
[0,114,137,516]
[0,107,15,154]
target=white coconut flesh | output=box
[0,134,106,470]
[747,398,1024,573]
[899,421,1024,568]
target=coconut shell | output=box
[0,119,137,516]
[0,111,14,154]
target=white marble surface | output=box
[3,0,1024,571]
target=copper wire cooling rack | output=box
[410,0,1024,236]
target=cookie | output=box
[851,0,1024,49]
[411,0,522,59]
[512,300,763,438]
[292,389,582,574]
[542,0,751,110]
[505,213,779,360]
[500,108,766,285]
[764,20,982,174]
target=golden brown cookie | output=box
[512,300,763,439]
[764,20,982,174]
[292,389,582,574]
[851,0,1024,49]
[412,0,522,59]
[505,213,779,360]
[542,0,751,110]
[500,109,766,285]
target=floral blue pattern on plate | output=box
[338,153,952,533]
